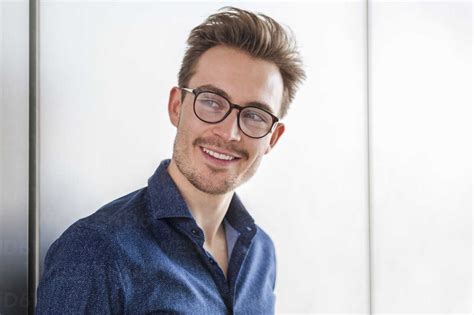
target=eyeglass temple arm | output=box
[180,87,194,94]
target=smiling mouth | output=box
[200,147,240,162]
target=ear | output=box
[265,123,285,154]
[168,87,183,127]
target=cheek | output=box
[177,105,191,128]
[187,104,211,131]
[247,141,270,160]
[177,111,200,138]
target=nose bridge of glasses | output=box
[229,103,246,122]
[214,104,240,137]
[224,105,240,126]
[230,103,244,111]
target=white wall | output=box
[39,1,368,313]
[370,1,471,313]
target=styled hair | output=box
[178,7,306,118]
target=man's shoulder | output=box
[251,224,277,257]
[50,187,150,255]
[254,224,273,244]
[36,190,148,314]
[74,187,149,234]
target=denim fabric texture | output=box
[36,159,276,314]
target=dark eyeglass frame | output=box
[180,87,280,139]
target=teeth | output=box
[202,148,235,161]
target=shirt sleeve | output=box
[35,225,125,314]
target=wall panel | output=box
[370,2,471,312]
[0,1,29,313]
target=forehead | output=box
[188,46,284,115]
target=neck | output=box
[167,159,233,245]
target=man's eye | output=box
[201,99,221,108]
[243,110,266,122]
[197,93,227,111]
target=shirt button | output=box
[209,258,215,264]
[246,226,252,231]
[191,229,198,235]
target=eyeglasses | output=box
[180,87,279,139]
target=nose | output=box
[212,109,241,142]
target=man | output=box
[36,7,305,314]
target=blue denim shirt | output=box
[36,159,276,314]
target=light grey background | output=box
[0,0,471,314]
[0,0,29,313]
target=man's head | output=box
[168,7,305,195]
[178,6,305,118]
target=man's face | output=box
[168,45,285,195]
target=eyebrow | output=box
[197,84,276,115]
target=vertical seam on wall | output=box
[28,0,39,313]
[366,0,373,314]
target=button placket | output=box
[189,227,204,245]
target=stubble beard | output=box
[172,126,261,195]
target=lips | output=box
[202,147,237,160]
[193,138,248,160]
[199,146,242,164]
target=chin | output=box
[186,166,240,195]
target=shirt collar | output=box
[147,159,256,234]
